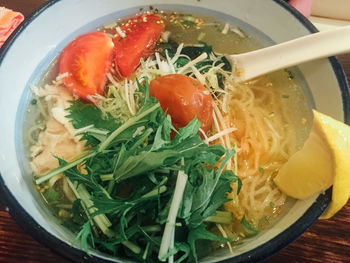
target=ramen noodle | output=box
[27,11,312,262]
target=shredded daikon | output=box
[170,43,184,64]
[124,79,136,115]
[221,23,230,34]
[129,80,137,114]
[115,26,126,38]
[165,50,176,74]
[177,53,208,74]
[191,66,206,86]
[212,110,225,147]
[231,27,245,38]
[216,224,234,254]
[199,128,210,145]
[212,102,232,169]
[106,73,119,87]
[155,52,171,73]
[161,30,171,42]
[207,127,237,143]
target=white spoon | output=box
[228,25,350,82]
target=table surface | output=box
[0,1,349,262]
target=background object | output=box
[0,6,23,47]
[312,0,350,21]
[310,0,350,31]
[289,0,313,17]
[0,0,349,262]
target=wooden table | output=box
[0,1,349,262]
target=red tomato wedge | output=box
[114,14,165,77]
[150,74,213,133]
[59,32,114,102]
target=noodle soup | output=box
[26,11,312,262]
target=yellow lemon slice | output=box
[274,109,350,219]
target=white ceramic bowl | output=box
[0,0,349,262]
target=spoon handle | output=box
[229,25,350,82]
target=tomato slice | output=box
[114,14,165,77]
[150,74,213,133]
[59,32,114,102]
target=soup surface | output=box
[26,10,312,262]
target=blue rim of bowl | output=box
[0,0,348,262]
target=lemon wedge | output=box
[274,109,350,219]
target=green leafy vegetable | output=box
[36,78,242,262]
[75,221,95,255]
[188,224,230,262]
[67,100,121,146]
[42,188,60,202]
[241,216,259,237]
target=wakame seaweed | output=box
[157,40,231,89]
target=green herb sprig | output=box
[36,78,241,262]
